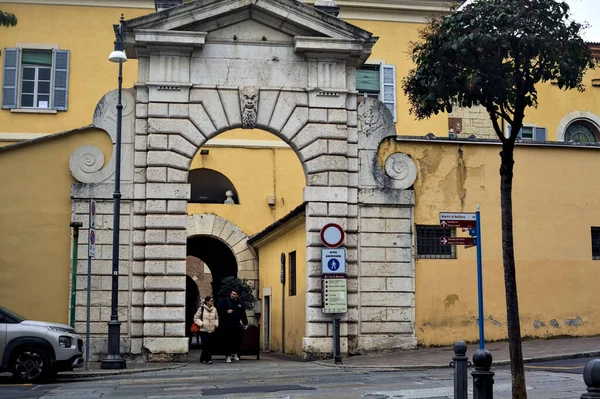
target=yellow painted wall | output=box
[253,215,306,355]
[0,3,152,135]
[187,133,306,236]
[0,129,113,324]
[380,138,600,346]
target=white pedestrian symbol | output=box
[328,259,339,271]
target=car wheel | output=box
[10,346,50,383]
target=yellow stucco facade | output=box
[0,128,112,324]
[380,138,600,346]
[251,212,307,355]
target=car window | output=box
[0,306,25,323]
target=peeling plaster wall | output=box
[380,138,600,346]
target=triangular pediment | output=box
[125,0,374,43]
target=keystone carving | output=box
[240,87,259,129]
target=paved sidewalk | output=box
[315,336,600,369]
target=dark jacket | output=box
[220,297,248,328]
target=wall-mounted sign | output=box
[321,248,346,275]
[320,223,345,248]
[322,276,348,314]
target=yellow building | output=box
[1,0,600,361]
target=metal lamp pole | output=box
[101,14,127,370]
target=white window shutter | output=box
[2,48,20,109]
[534,127,546,141]
[51,49,70,111]
[380,64,396,122]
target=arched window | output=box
[564,121,599,143]
[188,168,239,204]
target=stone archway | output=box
[124,0,375,361]
[69,0,419,362]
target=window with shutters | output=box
[356,63,397,122]
[2,47,70,111]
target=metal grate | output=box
[592,227,600,260]
[416,225,456,259]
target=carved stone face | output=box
[241,87,258,110]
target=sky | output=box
[460,0,600,42]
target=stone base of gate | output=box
[143,337,189,362]
[302,337,348,361]
[357,336,417,354]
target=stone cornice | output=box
[294,36,376,65]
[130,29,206,57]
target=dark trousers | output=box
[224,325,244,357]
[199,332,213,362]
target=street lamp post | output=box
[101,14,127,370]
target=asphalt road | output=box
[0,355,593,399]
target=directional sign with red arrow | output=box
[440,236,476,246]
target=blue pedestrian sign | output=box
[322,248,346,275]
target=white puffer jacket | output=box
[194,304,219,333]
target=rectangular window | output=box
[2,47,70,111]
[356,63,396,122]
[21,50,52,109]
[288,251,297,296]
[416,225,456,259]
[592,227,600,260]
[507,124,547,141]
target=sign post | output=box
[86,199,96,370]
[319,223,346,365]
[474,205,485,350]
[440,208,486,350]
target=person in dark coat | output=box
[220,289,248,362]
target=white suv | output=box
[0,305,83,382]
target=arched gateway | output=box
[70,0,418,361]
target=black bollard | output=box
[472,348,494,399]
[582,359,600,398]
[451,341,469,399]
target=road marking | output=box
[525,365,583,370]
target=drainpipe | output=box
[314,0,340,17]
[69,221,83,328]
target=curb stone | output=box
[56,363,188,379]
[312,350,600,370]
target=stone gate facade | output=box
[70,0,418,361]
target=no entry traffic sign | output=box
[320,223,345,248]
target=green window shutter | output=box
[51,49,69,111]
[381,64,396,122]
[356,67,380,93]
[2,48,20,109]
[534,127,546,141]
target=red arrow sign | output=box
[440,237,476,246]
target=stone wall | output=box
[449,105,497,139]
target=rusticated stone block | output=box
[144,307,185,322]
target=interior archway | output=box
[187,235,238,297]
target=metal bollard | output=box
[472,348,494,399]
[582,359,600,398]
[450,341,469,399]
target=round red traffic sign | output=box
[320,223,345,248]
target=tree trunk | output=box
[499,143,527,398]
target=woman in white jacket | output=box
[194,296,219,364]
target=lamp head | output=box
[108,14,127,63]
